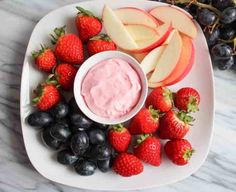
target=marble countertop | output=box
[0,0,236,191]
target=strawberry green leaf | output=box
[31,44,48,58]
[32,97,40,104]
[112,124,124,132]
[51,26,66,45]
[137,134,151,144]
[76,6,102,22]
[177,111,195,124]
[183,149,195,161]
[90,34,111,41]
[148,105,160,120]
[187,96,199,113]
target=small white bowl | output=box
[73,50,148,125]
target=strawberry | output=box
[113,153,143,177]
[158,110,194,139]
[54,63,78,90]
[145,87,173,112]
[129,106,159,135]
[33,82,60,111]
[108,124,131,152]
[134,134,161,166]
[75,7,102,43]
[175,87,200,113]
[164,139,194,166]
[32,45,56,73]
[51,26,84,65]
[87,34,116,56]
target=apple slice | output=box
[148,30,182,83]
[140,45,166,74]
[125,24,158,41]
[163,30,175,45]
[148,35,194,88]
[150,6,197,39]
[102,5,138,50]
[115,7,158,28]
[128,23,172,53]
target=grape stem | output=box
[172,0,221,16]
[170,0,222,32]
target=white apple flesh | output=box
[128,23,172,53]
[140,45,166,74]
[148,30,183,83]
[102,5,139,50]
[150,6,197,39]
[125,24,158,41]
[115,7,158,28]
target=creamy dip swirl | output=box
[81,58,141,119]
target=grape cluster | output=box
[155,0,236,71]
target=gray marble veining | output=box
[0,0,236,191]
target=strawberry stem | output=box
[31,44,48,58]
[187,96,199,113]
[32,97,40,104]
[177,111,195,124]
[112,124,124,132]
[50,25,66,45]
[137,134,151,144]
[90,34,111,41]
[76,6,102,22]
[162,87,173,101]
[183,149,195,161]
[148,105,160,120]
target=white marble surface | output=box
[0,0,236,191]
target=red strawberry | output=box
[108,124,131,152]
[51,26,84,65]
[75,7,102,43]
[87,34,116,56]
[32,45,56,73]
[54,63,78,90]
[33,83,60,111]
[134,135,161,166]
[164,139,194,166]
[113,153,143,177]
[129,106,159,135]
[145,87,173,112]
[158,110,194,139]
[175,87,200,112]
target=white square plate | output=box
[20,0,215,190]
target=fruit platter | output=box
[20,0,214,190]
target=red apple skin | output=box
[126,24,173,54]
[115,7,159,27]
[165,41,195,85]
[152,35,195,87]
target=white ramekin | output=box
[73,51,148,125]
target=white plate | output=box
[20,0,215,190]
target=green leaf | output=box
[187,96,199,113]
[183,149,195,161]
[148,105,160,120]
[50,26,66,45]
[137,134,151,144]
[177,111,195,124]
[113,124,124,132]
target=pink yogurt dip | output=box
[81,58,141,119]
